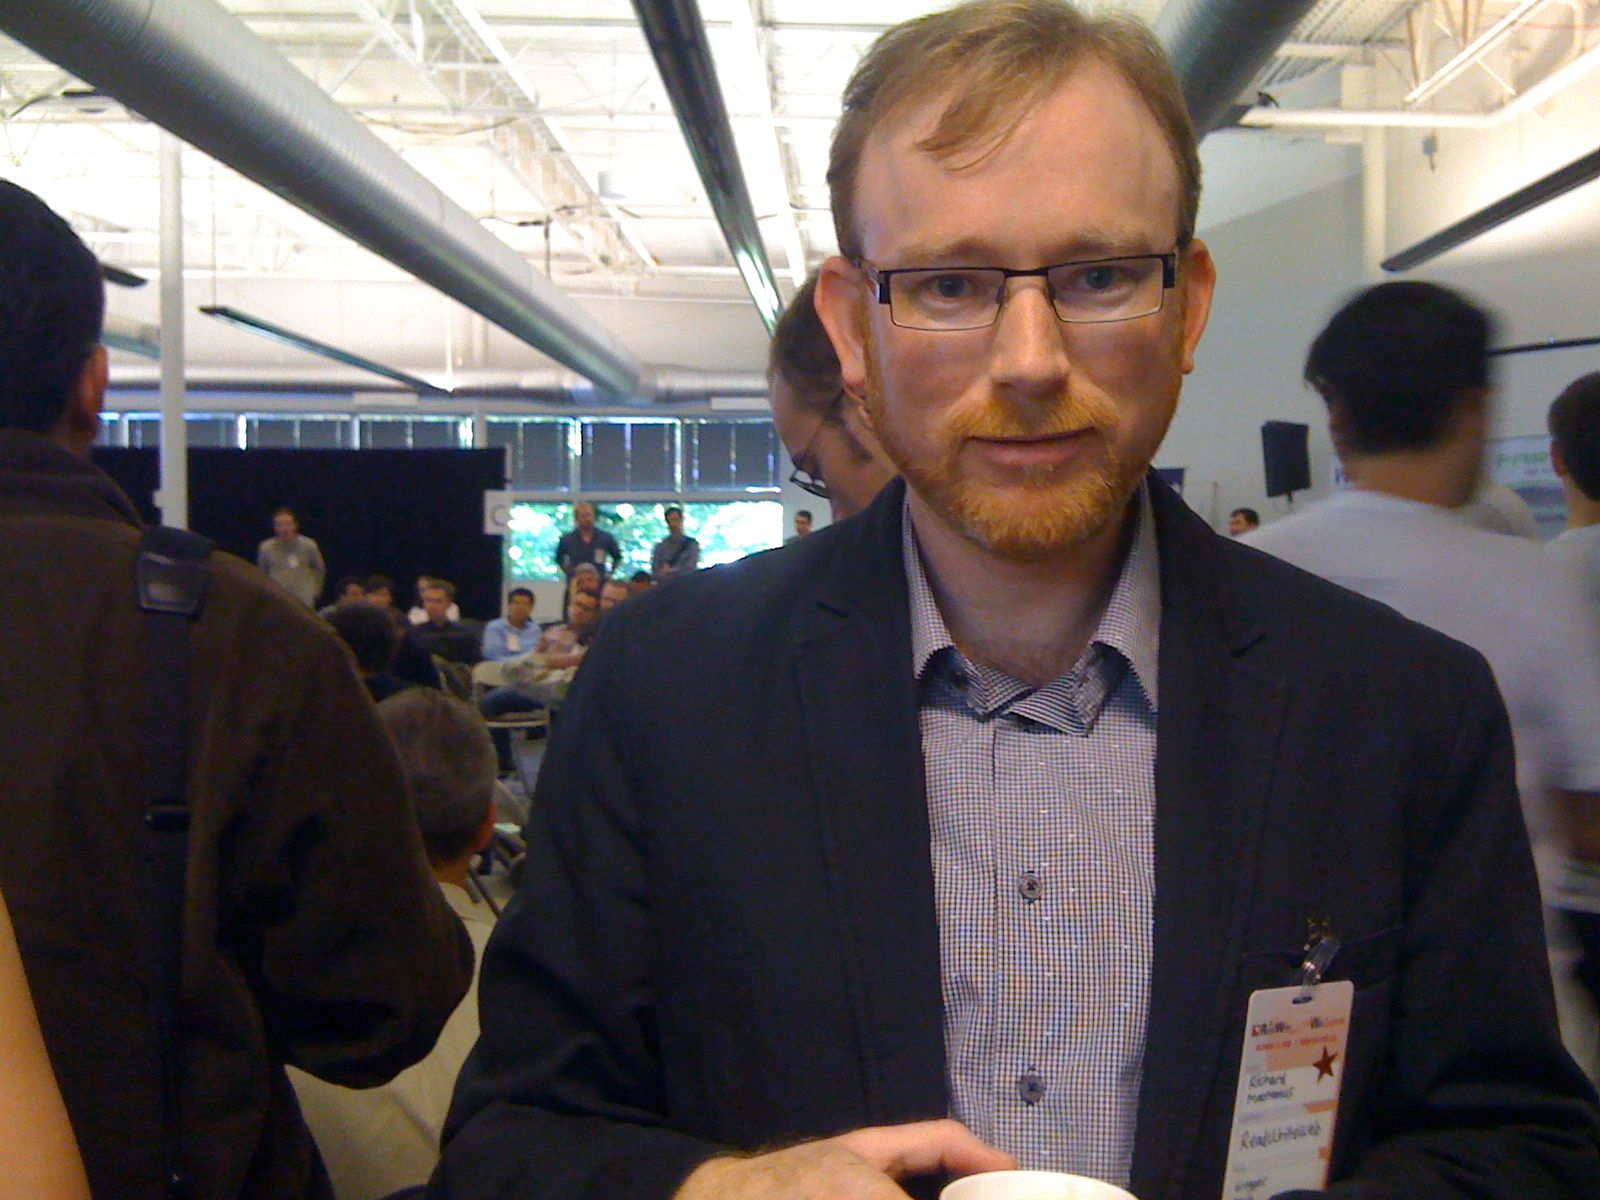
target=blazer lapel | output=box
[1130,482,1290,1199]
[793,482,948,1126]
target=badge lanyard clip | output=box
[1295,934,1341,1004]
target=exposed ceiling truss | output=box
[0,0,1595,381]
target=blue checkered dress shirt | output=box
[904,487,1161,1187]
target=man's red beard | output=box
[861,326,1163,560]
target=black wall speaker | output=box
[1261,421,1311,498]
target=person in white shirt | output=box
[1245,282,1600,1078]
[1547,371,1600,1020]
[289,689,499,1200]
[1548,373,1600,611]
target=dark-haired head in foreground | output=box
[0,180,107,452]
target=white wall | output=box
[1163,172,1366,530]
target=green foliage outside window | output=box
[503,500,783,582]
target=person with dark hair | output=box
[770,273,897,520]
[440,7,1599,1199]
[627,569,654,597]
[292,689,500,1200]
[1226,507,1259,536]
[650,505,700,578]
[1547,372,1600,1020]
[318,574,367,619]
[786,507,813,542]
[482,588,538,662]
[365,573,442,690]
[257,505,326,608]
[329,601,409,703]
[479,588,544,770]
[1249,282,1600,1077]
[1549,372,1600,609]
[407,578,480,666]
[0,179,470,1200]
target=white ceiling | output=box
[0,0,1591,388]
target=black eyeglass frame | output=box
[787,388,846,500]
[859,252,1179,330]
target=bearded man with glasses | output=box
[438,4,1600,1199]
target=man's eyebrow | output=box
[888,229,1164,266]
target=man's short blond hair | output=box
[828,0,1200,260]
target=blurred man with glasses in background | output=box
[438,4,1599,1199]
[771,272,898,523]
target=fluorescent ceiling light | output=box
[1382,142,1600,272]
[199,305,449,395]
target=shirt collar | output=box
[903,483,1161,711]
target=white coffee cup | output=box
[940,1169,1137,1200]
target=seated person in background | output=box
[408,579,480,666]
[365,574,404,624]
[368,574,442,690]
[599,577,629,613]
[318,574,367,619]
[651,505,700,578]
[564,562,602,619]
[1227,506,1259,536]
[535,586,599,670]
[330,602,411,703]
[409,575,462,626]
[627,569,653,598]
[291,689,499,1200]
[480,588,545,771]
[482,588,538,661]
[0,889,90,1200]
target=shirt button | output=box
[1017,871,1043,902]
[1017,1071,1047,1105]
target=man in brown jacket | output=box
[0,181,472,1197]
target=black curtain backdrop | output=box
[93,448,505,618]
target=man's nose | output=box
[987,277,1071,397]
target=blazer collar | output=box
[1131,477,1289,1198]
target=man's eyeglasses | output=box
[787,388,845,500]
[860,252,1178,332]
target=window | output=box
[242,414,351,449]
[357,415,469,450]
[682,419,781,491]
[578,418,679,492]
[486,417,574,489]
[125,414,239,449]
[503,500,783,583]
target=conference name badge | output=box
[1223,937,1349,1199]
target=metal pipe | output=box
[631,0,783,333]
[0,0,645,399]
[158,130,188,529]
[1156,0,1324,134]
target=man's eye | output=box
[906,271,986,304]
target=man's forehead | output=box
[852,59,1181,259]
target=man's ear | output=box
[815,256,870,402]
[55,344,107,454]
[1551,439,1569,479]
[1177,240,1216,376]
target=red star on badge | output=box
[1313,1047,1339,1081]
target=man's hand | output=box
[673,1119,1015,1200]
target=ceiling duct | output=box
[631,0,783,333]
[107,364,773,406]
[1156,0,1323,135]
[0,0,645,400]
